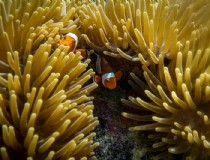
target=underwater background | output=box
[0,0,210,160]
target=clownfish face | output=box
[94,69,123,90]
[59,33,78,52]
[101,72,118,90]
[103,77,117,90]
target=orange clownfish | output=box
[94,55,123,90]
[59,32,87,58]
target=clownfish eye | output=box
[105,79,110,82]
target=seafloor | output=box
[89,54,138,160]
[88,54,183,160]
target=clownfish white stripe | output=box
[66,33,78,51]
[102,72,115,86]
[96,55,102,74]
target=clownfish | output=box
[59,32,87,58]
[94,55,123,90]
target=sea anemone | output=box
[0,0,99,159]
[122,26,210,159]
[0,0,81,54]
[79,0,210,64]
[0,44,99,160]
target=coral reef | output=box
[79,0,210,64]
[0,0,99,159]
[122,26,210,159]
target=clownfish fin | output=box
[93,75,102,83]
[115,71,123,81]
[75,49,87,59]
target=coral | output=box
[79,0,210,64]
[0,0,99,159]
[122,26,210,159]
